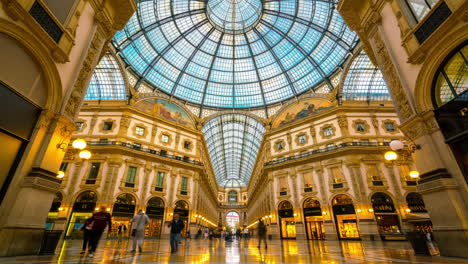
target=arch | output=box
[370,192,396,213]
[431,42,467,108]
[414,28,468,113]
[174,200,189,210]
[340,51,390,101]
[367,190,397,204]
[147,196,165,208]
[114,193,137,205]
[226,211,240,228]
[0,19,62,111]
[330,193,356,206]
[84,52,129,101]
[75,191,98,203]
[332,194,354,205]
[303,197,321,208]
[278,200,294,210]
[406,192,427,213]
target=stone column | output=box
[102,157,123,203]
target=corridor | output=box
[0,238,466,264]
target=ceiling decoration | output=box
[202,114,265,188]
[113,0,358,109]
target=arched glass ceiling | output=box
[342,51,391,101]
[202,114,266,188]
[84,53,127,101]
[113,0,358,108]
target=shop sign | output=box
[332,204,355,215]
[146,206,165,216]
[279,209,294,218]
[113,204,136,213]
[372,204,395,213]
[303,207,322,216]
[72,202,96,212]
[174,208,189,217]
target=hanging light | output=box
[409,170,420,179]
[384,151,398,161]
[56,171,65,179]
[79,150,92,160]
[72,139,87,150]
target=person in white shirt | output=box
[131,210,150,253]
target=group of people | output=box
[80,206,185,257]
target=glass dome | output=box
[113,0,358,108]
[85,53,127,101]
[202,114,265,188]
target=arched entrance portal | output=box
[146,197,165,237]
[371,192,402,240]
[303,198,324,240]
[278,200,296,239]
[332,194,360,240]
[174,200,189,236]
[226,211,240,230]
[112,193,136,236]
[66,191,97,238]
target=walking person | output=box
[131,210,150,253]
[80,217,93,254]
[88,206,112,257]
[117,223,127,243]
[168,213,184,253]
[257,218,267,249]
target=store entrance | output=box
[174,200,190,236]
[146,197,165,237]
[278,200,296,239]
[111,193,136,238]
[66,191,97,238]
[371,192,404,240]
[332,194,360,240]
[303,198,325,240]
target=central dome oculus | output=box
[206,0,262,34]
[113,0,358,108]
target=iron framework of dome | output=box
[113,0,358,109]
[202,114,265,188]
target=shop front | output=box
[46,192,63,230]
[174,200,190,236]
[371,192,404,240]
[111,193,136,238]
[303,198,325,240]
[146,197,165,237]
[332,194,360,240]
[278,200,296,239]
[406,192,433,233]
[66,191,97,238]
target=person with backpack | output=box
[257,218,267,249]
[88,206,112,257]
[131,209,150,253]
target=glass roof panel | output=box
[342,51,391,101]
[113,0,358,108]
[202,114,265,188]
[85,53,127,101]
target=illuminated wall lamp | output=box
[58,207,64,211]
[72,139,87,150]
[322,211,327,215]
[384,151,398,161]
[357,209,362,213]
[79,150,92,160]
[405,208,411,213]
[368,208,374,212]
[56,171,65,179]
[409,171,420,179]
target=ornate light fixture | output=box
[384,151,398,161]
[56,171,65,179]
[79,150,92,160]
[72,138,87,150]
[409,171,420,179]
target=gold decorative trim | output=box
[295,132,309,146]
[381,119,398,134]
[352,119,370,134]
[98,118,116,134]
[132,123,147,139]
[319,124,336,139]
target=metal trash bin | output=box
[39,230,63,255]
[406,231,430,256]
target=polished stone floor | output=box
[1,238,467,264]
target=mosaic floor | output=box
[1,238,467,264]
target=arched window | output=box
[406,192,427,213]
[175,200,189,210]
[342,51,390,101]
[228,190,238,203]
[405,0,438,22]
[147,197,165,208]
[278,200,293,210]
[433,43,467,107]
[303,198,321,208]
[371,192,396,213]
[73,191,97,212]
[75,191,97,203]
[332,194,354,206]
[115,193,136,205]
[84,52,127,101]
[146,197,165,216]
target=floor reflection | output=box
[0,238,467,264]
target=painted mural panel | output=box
[272,99,334,128]
[134,99,193,127]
